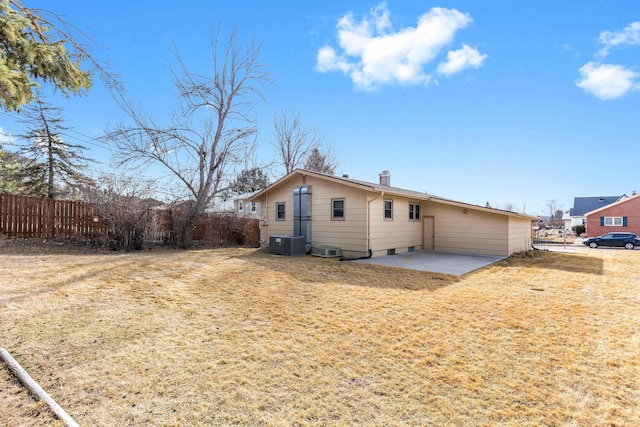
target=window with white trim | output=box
[332,198,345,220]
[276,202,285,220]
[409,202,421,221]
[604,216,623,226]
[384,200,393,220]
[251,202,257,212]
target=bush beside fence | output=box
[0,194,259,247]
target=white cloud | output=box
[576,62,639,100]
[316,3,484,91]
[437,44,487,76]
[598,21,640,57]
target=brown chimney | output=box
[379,170,391,186]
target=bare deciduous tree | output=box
[103,28,269,247]
[272,110,322,174]
[502,203,516,212]
[545,199,564,226]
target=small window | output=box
[384,200,393,220]
[276,202,285,220]
[332,198,345,220]
[409,203,421,221]
[238,202,243,211]
[251,202,257,212]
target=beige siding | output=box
[254,171,533,259]
[305,176,369,255]
[369,196,424,257]
[258,182,295,238]
[424,202,509,256]
[254,175,369,256]
[508,217,533,255]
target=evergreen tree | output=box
[0,0,93,111]
[17,94,92,198]
[0,145,47,195]
[304,147,338,175]
[230,167,270,195]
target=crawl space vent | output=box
[311,246,343,258]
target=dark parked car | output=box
[583,232,640,249]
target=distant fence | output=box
[0,193,259,246]
[0,193,105,238]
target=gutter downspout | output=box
[340,190,382,261]
[366,190,384,256]
[262,192,268,247]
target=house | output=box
[233,193,261,218]
[568,195,627,229]
[249,169,538,258]
[206,193,261,218]
[584,192,640,237]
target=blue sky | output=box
[1,0,639,215]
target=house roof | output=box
[232,191,260,201]
[250,169,539,220]
[584,193,640,216]
[570,195,626,216]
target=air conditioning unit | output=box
[311,245,343,258]
[269,235,306,256]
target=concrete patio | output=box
[352,250,506,276]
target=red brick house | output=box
[585,193,640,237]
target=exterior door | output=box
[423,216,435,250]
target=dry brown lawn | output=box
[1,241,639,426]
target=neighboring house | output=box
[584,193,640,237]
[205,197,235,215]
[568,195,627,228]
[234,193,261,218]
[249,169,538,258]
[206,193,262,217]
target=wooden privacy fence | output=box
[146,208,260,246]
[0,193,105,238]
[0,193,259,246]
[193,214,260,246]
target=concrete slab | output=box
[352,250,506,276]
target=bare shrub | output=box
[80,173,159,251]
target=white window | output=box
[409,203,421,221]
[384,200,393,220]
[238,202,243,211]
[332,198,345,220]
[604,217,623,226]
[276,202,285,220]
[251,202,257,212]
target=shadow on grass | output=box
[234,249,460,292]
[498,250,604,275]
[0,258,141,306]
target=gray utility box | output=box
[269,235,306,256]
